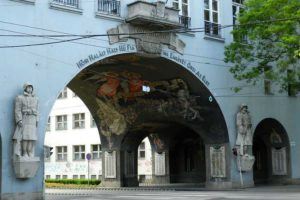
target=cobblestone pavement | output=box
[46,185,300,200]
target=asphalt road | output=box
[46,185,300,200]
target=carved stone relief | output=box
[107,23,185,54]
[272,147,287,175]
[210,146,226,178]
[155,152,166,176]
[104,151,116,178]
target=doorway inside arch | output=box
[253,118,291,185]
[169,126,205,185]
[137,137,153,185]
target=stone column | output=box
[205,143,232,189]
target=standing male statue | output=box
[13,83,39,158]
[236,104,252,155]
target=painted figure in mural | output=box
[150,134,164,152]
[236,104,252,155]
[176,81,198,120]
[97,72,120,107]
[13,83,39,158]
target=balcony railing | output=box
[52,0,79,8]
[179,15,191,29]
[98,0,121,16]
[204,21,222,37]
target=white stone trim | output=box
[49,2,83,14]
[10,0,35,5]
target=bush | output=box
[45,179,101,185]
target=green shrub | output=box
[45,179,101,185]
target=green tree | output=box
[224,0,300,92]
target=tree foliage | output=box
[224,0,300,92]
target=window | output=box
[91,175,97,180]
[232,0,244,26]
[204,0,221,37]
[56,175,61,179]
[73,113,85,129]
[232,0,247,42]
[57,87,68,99]
[264,66,273,95]
[46,175,51,179]
[62,175,68,179]
[97,0,121,16]
[46,117,51,132]
[73,145,85,160]
[287,70,300,97]
[56,115,68,130]
[80,175,86,179]
[91,144,102,160]
[56,146,68,161]
[173,0,191,28]
[138,142,146,158]
[91,116,96,128]
[173,0,189,16]
[73,175,78,179]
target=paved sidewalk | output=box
[46,184,300,200]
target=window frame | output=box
[56,146,68,161]
[91,144,102,160]
[138,142,146,159]
[173,0,190,17]
[55,115,68,131]
[90,115,96,128]
[46,116,51,132]
[73,145,86,161]
[57,87,68,99]
[204,0,221,37]
[73,113,85,129]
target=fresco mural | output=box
[81,71,203,148]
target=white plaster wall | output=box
[44,88,153,179]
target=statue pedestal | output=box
[13,157,40,178]
[237,154,255,172]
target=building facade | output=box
[0,0,299,199]
[44,87,152,181]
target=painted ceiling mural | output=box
[81,70,203,148]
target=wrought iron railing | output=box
[179,15,191,29]
[204,21,222,37]
[98,0,121,16]
[52,0,79,8]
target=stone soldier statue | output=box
[236,104,253,155]
[13,83,39,158]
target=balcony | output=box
[98,0,121,17]
[52,0,79,8]
[126,0,183,29]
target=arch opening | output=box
[43,53,229,188]
[253,118,291,185]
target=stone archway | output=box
[61,53,229,188]
[253,118,291,185]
